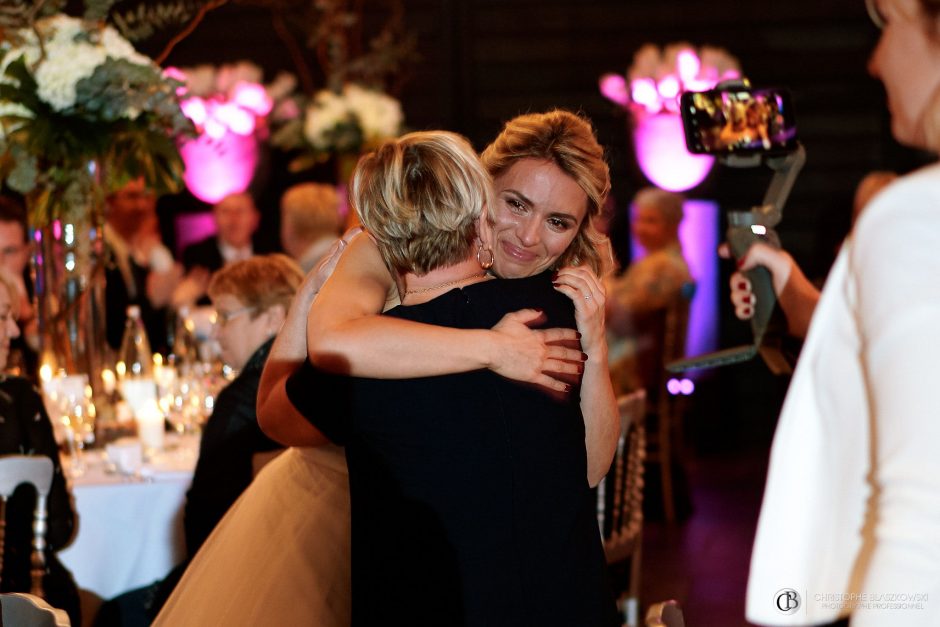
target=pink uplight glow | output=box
[180,132,257,204]
[177,78,274,203]
[232,82,273,116]
[633,113,714,192]
[601,44,740,192]
[181,98,207,125]
[599,74,630,107]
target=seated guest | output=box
[279,183,342,273]
[605,187,692,395]
[0,268,81,626]
[172,192,261,309]
[104,179,178,354]
[0,196,37,377]
[94,254,302,626]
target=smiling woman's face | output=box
[487,158,587,278]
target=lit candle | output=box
[101,368,116,395]
[135,399,165,453]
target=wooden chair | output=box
[0,592,70,627]
[0,456,55,598]
[649,282,695,523]
[645,599,685,627]
[597,390,646,627]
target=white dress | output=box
[746,165,940,626]
[153,445,351,626]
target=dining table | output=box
[57,434,199,600]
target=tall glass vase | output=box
[27,161,108,386]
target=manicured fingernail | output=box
[736,257,745,269]
[743,307,752,316]
[581,352,588,361]
[534,308,543,314]
[577,364,584,374]
[737,281,747,290]
[576,332,582,339]
[743,295,752,304]
[552,282,560,287]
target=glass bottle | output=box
[117,305,156,416]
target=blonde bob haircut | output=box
[481,109,613,276]
[351,131,493,276]
[207,253,304,319]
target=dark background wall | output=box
[141,0,930,446]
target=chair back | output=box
[645,599,685,627]
[0,456,54,598]
[596,389,646,561]
[0,592,70,627]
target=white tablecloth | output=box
[58,436,198,600]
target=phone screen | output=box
[680,87,798,155]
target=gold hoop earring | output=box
[476,243,494,270]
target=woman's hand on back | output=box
[489,309,584,392]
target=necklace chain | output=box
[404,271,488,295]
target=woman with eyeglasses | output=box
[96,254,303,626]
[746,1,940,625]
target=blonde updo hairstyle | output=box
[207,253,304,319]
[351,131,494,276]
[481,109,614,276]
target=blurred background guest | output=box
[172,192,262,309]
[605,187,692,396]
[279,182,342,273]
[96,254,302,626]
[104,179,179,355]
[0,267,81,626]
[0,196,37,377]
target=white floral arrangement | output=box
[271,82,403,169]
[0,13,190,223]
[303,83,403,153]
[600,42,741,116]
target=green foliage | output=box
[0,14,193,226]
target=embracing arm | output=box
[257,239,348,447]
[554,266,619,486]
[307,235,583,390]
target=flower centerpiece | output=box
[0,12,191,380]
[600,42,740,192]
[0,13,191,220]
[271,82,404,176]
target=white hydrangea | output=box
[344,84,403,143]
[11,14,153,112]
[35,41,106,111]
[303,89,352,149]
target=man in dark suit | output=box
[172,192,261,308]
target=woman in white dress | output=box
[746,1,940,625]
[155,110,618,626]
